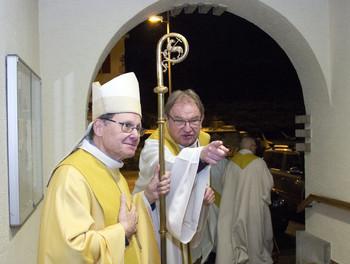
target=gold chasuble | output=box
[38,149,160,264]
[148,123,210,156]
[231,152,259,169]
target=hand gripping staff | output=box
[154,33,189,264]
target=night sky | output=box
[125,11,305,135]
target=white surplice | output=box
[133,138,210,264]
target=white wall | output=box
[39,0,159,178]
[1,0,350,263]
[306,1,350,262]
[0,0,41,263]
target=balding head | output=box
[240,137,257,155]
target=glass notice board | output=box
[6,55,43,227]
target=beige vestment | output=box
[216,150,274,264]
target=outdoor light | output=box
[148,13,172,94]
[149,16,163,23]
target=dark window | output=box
[286,154,301,170]
[265,152,283,170]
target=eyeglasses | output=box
[168,115,202,128]
[102,118,146,136]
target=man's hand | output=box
[144,164,171,204]
[118,194,138,240]
[200,140,229,165]
[203,187,215,206]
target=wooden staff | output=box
[153,33,189,264]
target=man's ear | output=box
[93,119,104,137]
[199,114,205,128]
[164,114,169,122]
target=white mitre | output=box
[92,72,142,119]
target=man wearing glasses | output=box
[38,73,170,264]
[133,89,229,264]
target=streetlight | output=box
[149,12,172,94]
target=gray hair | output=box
[89,113,116,138]
[165,89,205,116]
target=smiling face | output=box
[92,113,141,162]
[165,101,203,147]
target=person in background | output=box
[38,72,170,264]
[216,136,274,264]
[133,89,229,264]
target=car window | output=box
[286,153,301,170]
[265,152,283,170]
[263,151,272,164]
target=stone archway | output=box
[89,1,328,125]
[88,1,322,199]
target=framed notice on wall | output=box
[6,55,43,227]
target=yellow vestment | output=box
[38,149,160,264]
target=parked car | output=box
[263,146,305,217]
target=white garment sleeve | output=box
[165,147,210,243]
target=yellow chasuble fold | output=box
[56,149,125,226]
[54,149,160,264]
[230,152,259,169]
